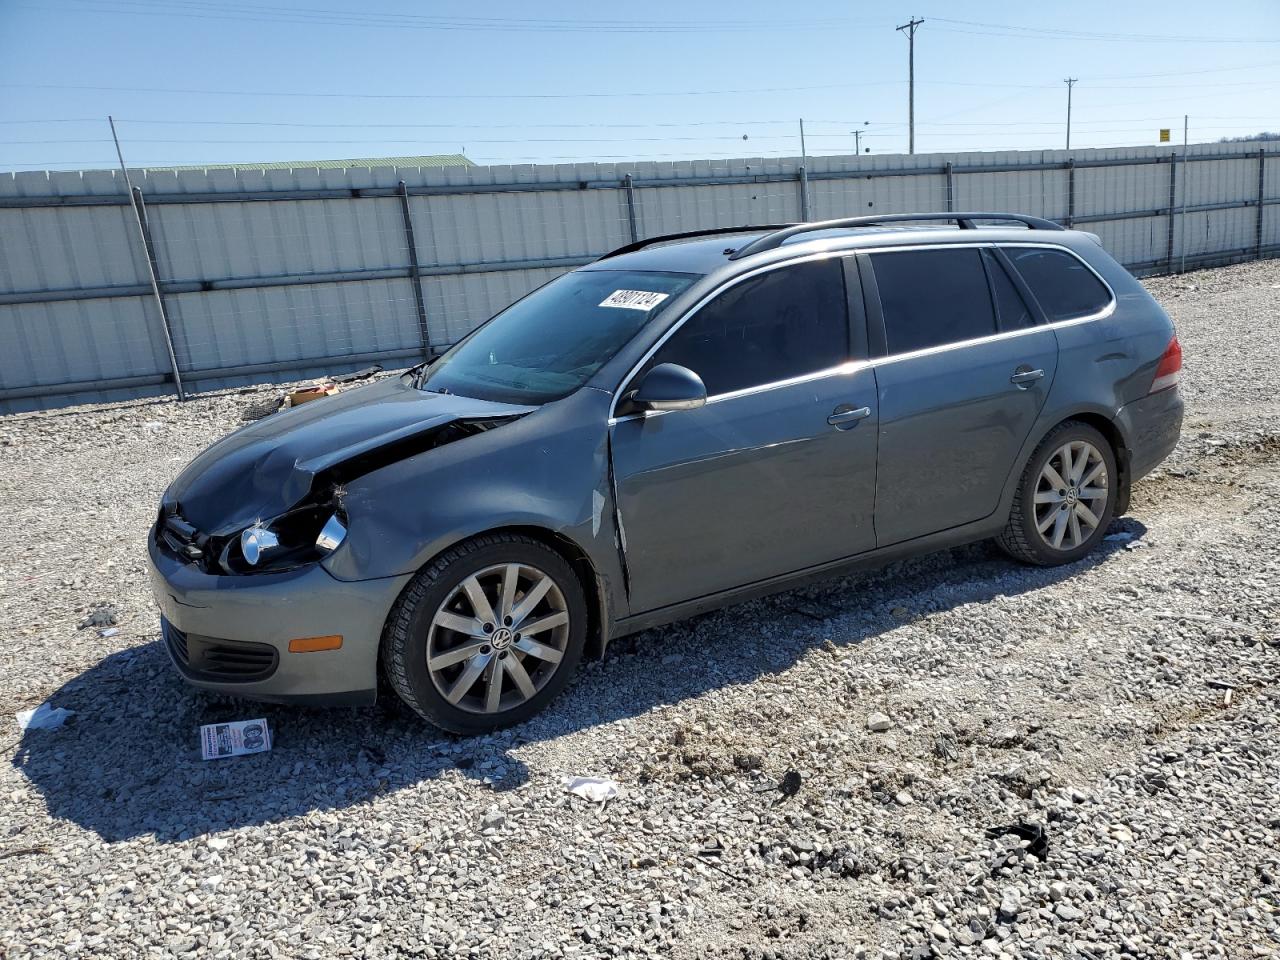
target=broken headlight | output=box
[224,506,347,574]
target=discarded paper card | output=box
[201,718,272,761]
[16,703,74,731]
[563,775,619,804]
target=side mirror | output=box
[625,363,707,413]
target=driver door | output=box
[609,257,879,614]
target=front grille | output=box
[165,620,190,665]
[163,619,278,683]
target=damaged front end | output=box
[157,495,348,576]
[155,377,532,577]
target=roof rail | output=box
[727,212,1066,260]
[596,224,798,261]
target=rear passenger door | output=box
[863,245,1057,546]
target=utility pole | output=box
[851,121,869,155]
[1064,78,1077,151]
[798,118,810,220]
[897,17,924,154]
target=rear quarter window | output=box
[1003,247,1112,322]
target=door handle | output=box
[827,405,872,426]
[1010,368,1045,387]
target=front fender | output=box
[321,387,628,617]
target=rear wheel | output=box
[998,421,1117,566]
[381,534,587,734]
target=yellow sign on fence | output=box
[1159,128,1171,143]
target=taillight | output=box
[1150,335,1182,394]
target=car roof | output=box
[582,223,1098,277]
[578,232,773,275]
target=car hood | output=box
[166,376,534,536]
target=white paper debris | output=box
[563,776,619,804]
[98,626,120,638]
[200,719,272,760]
[1104,532,1133,542]
[598,289,669,311]
[16,703,74,731]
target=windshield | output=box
[417,269,698,404]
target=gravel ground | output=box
[2,260,1279,960]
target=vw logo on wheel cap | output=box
[490,627,514,650]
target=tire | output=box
[381,533,588,734]
[997,420,1118,567]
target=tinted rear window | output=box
[871,248,996,354]
[1003,247,1111,321]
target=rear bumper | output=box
[148,532,412,706]
[1117,386,1184,481]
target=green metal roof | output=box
[145,153,474,172]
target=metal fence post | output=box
[1166,153,1178,274]
[130,186,185,400]
[397,180,432,360]
[623,174,639,243]
[1065,159,1076,228]
[1258,147,1266,261]
[798,165,810,221]
[944,161,954,212]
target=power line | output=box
[3,114,1275,130]
[10,124,1270,148]
[0,80,915,101]
[9,73,1268,103]
[928,17,1280,44]
[18,1,1280,45]
[23,0,890,33]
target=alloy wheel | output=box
[1033,439,1109,551]
[426,562,570,715]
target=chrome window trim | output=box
[608,250,849,422]
[607,240,1116,423]
[992,242,1117,326]
[608,359,871,425]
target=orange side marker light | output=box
[288,635,343,653]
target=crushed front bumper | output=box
[148,532,412,706]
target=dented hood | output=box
[167,376,534,536]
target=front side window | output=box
[419,269,697,404]
[1002,247,1112,321]
[871,248,997,355]
[647,258,848,397]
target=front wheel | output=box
[998,421,1117,566]
[381,534,587,734]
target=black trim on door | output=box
[990,245,1051,325]
[841,256,870,362]
[855,253,888,359]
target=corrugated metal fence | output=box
[1,139,1277,413]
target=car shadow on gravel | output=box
[13,523,1146,843]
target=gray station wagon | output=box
[148,212,1184,733]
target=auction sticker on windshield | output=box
[599,289,670,311]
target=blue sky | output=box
[2,0,1278,171]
